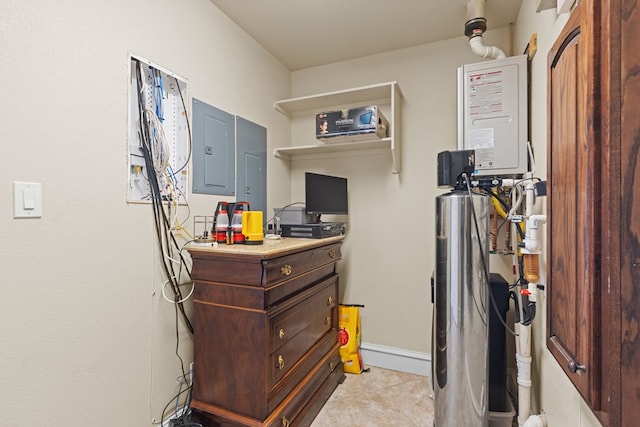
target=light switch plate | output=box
[14,181,42,218]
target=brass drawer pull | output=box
[281,417,290,427]
[279,328,285,340]
[280,264,292,276]
[327,296,334,306]
[325,316,331,325]
[329,361,335,372]
[278,355,285,370]
[329,249,336,258]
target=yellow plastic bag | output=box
[338,304,364,374]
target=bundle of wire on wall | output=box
[134,59,201,426]
[158,300,202,427]
[134,58,194,335]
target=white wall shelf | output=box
[273,81,402,174]
[536,0,556,11]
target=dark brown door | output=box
[547,0,601,409]
[548,0,640,424]
[619,0,640,423]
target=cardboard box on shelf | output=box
[316,105,388,143]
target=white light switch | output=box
[23,190,35,210]
[14,181,42,218]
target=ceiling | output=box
[209,0,523,71]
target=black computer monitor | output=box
[304,172,348,221]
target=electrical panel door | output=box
[192,99,235,196]
[236,116,266,215]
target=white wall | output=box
[286,27,512,354]
[0,0,291,425]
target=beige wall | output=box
[0,0,291,425]
[287,27,512,354]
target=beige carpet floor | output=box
[311,367,434,427]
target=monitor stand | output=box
[308,214,322,224]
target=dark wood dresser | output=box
[187,236,345,427]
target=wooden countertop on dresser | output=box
[186,235,344,259]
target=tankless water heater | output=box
[457,54,528,177]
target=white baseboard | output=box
[360,342,431,377]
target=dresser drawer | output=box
[267,294,337,387]
[193,264,336,311]
[269,277,337,353]
[269,347,342,427]
[267,330,337,411]
[191,345,343,427]
[263,243,341,287]
[189,240,342,288]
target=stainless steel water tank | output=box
[433,190,489,426]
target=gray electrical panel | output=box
[457,54,528,177]
[236,116,267,215]
[192,99,235,196]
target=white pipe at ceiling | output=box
[469,36,506,59]
[464,0,506,59]
[466,0,486,22]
